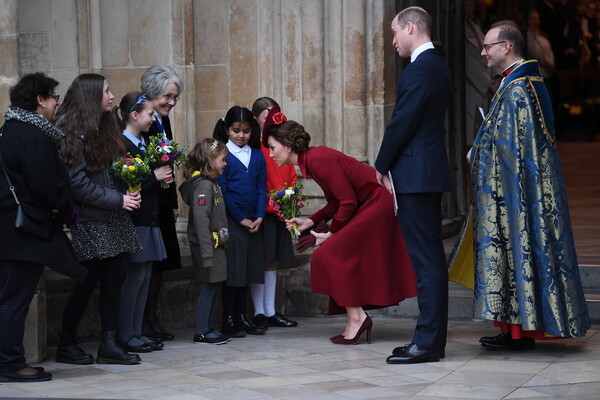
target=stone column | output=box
[0,0,20,113]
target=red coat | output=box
[298,147,417,314]
[261,144,297,216]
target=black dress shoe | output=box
[480,332,535,351]
[267,313,298,328]
[386,343,441,364]
[393,344,445,359]
[237,313,266,335]
[253,314,269,330]
[479,331,515,344]
[0,368,52,382]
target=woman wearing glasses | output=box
[0,73,86,382]
[140,65,184,341]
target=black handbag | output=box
[0,124,55,239]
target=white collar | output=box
[411,42,435,63]
[226,140,250,154]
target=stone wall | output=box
[4,0,469,350]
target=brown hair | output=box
[251,96,280,118]
[270,120,311,154]
[183,138,229,180]
[113,91,150,131]
[56,74,125,170]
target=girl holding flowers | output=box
[55,74,142,365]
[114,92,173,353]
[179,138,231,344]
[249,97,298,330]
[263,115,418,345]
[213,106,266,337]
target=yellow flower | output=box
[134,157,143,163]
[128,165,136,171]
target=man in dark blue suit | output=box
[375,6,452,364]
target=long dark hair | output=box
[212,106,261,149]
[56,74,125,170]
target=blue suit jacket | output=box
[375,49,452,194]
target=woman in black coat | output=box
[0,73,86,383]
[139,65,184,340]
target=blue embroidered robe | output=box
[449,60,590,337]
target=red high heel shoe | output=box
[330,315,372,345]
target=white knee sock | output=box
[264,270,277,317]
[250,283,265,316]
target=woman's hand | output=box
[154,165,174,184]
[286,217,314,232]
[123,190,141,211]
[311,230,332,247]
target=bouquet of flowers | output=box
[145,134,189,188]
[268,183,308,239]
[111,154,151,192]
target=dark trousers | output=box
[60,254,126,336]
[0,260,44,371]
[395,193,448,351]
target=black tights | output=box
[60,254,126,335]
[143,263,163,332]
[222,285,248,316]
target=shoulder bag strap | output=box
[0,124,22,205]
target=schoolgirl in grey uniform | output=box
[180,138,231,344]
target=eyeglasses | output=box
[482,41,507,52]
[162,93,179,103]
[49,93,60,102]
[128,94,148,113]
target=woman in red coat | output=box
[263,114,417,344]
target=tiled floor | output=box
[2,317,600,400]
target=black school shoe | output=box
[222,315,247,337]
[253,314,269,330]
[267,313,298,327]
[0,367,52,383]
[237,314,266,335]
[193,329,231,345]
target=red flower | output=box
[272,112,287,125]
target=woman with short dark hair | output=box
[0,73,86,382]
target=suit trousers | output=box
[0,260,44,371]
[395,193,448,351]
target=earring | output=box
[288,149,291,153]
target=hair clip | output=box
[210,140,219,151]
[271,112,287,125]
[129,94,147,113]
[221,117,225,122]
